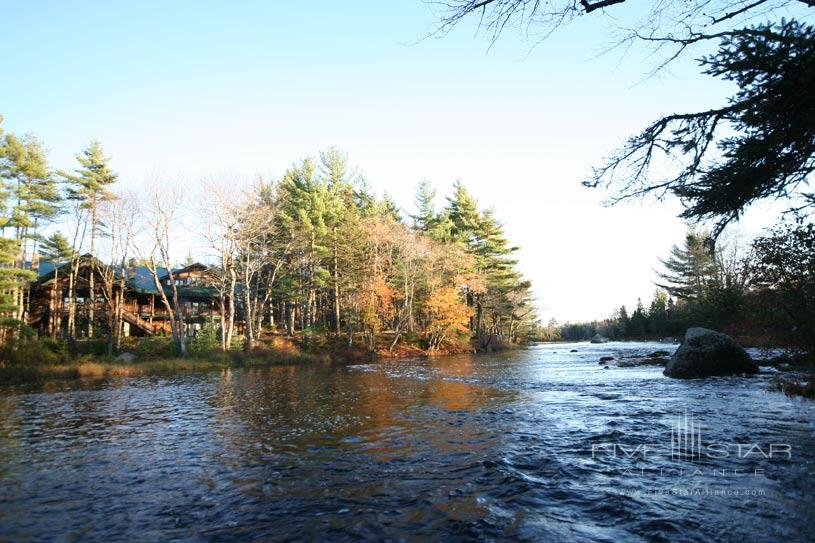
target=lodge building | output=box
[28,257,226,338]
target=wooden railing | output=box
[121,309,157,335]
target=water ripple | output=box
[0,341,813,541]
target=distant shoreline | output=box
[0,334,522,386]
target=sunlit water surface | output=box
[1,342,813,542]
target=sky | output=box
[0,1,793,322]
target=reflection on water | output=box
[0,343,813,541]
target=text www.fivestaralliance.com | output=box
[613,488,767,497]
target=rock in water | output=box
[617,357,669,368]
[663,328,758,379]
[590,334,609,344]
[115,351,137,363]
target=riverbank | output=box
[0,347,326,386]
[0,333,495,385]
[3,341,813,541]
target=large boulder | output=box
[115,351,137,363]
[663,327,758,378]
[590,334,609,344]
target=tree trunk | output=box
[67,258,78,340]
[226,268,236,351]
[115,283,125,352]
[243,267,255,352]
[287,301,295,336]
[333,242,341,335]
[49,267,58,338]
[88,203,96,339]
[218,297,228,351]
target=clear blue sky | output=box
[1,1,787,322]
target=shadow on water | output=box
[0,342,813,541]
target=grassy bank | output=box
[0,350,329,386]
[0,332,487,385]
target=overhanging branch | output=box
[580,0,626,13]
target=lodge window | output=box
[165,278,197,286]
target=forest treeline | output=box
[546,225,815,355]
[0,115,538,357]
[199,154,538,354]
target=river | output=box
[0,341,813,542]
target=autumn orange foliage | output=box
[424,286,473,349]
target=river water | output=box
[0,342,813,542]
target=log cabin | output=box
[29,257,227,339]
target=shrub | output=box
[40,338,70,359]
[119,336,139,352]
[230,334,246,351]
[0,339,68,366]
[135,336,178,359]
[191,324,219,356]
[74,339,108,356]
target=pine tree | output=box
[0,120,35,341]
[411,180,438,232]
[320,147,359,334]
[628,298,647,337]
[39,232,74,338]
[352,178,377,217]
[278,157,336,338]
[648,289,669,335]
[616,305,630,337]
[1,127,60,323]
[447,181,481,245]
[3,134,60,251]
[377,193,402,223]
[0,238,34,342]
[585,22,815,236]
[60,141,118,338]
[39,232,73,263]
[445,181,532,344]
[657,230,717,301]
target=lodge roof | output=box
[34,258,216,299]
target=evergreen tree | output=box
[411,180,438,233]
[352,178,377,216]
[319,146,357,189]
[377,193,402,223]
[445,181,534,343]
[0,238,34,341]
[616,305,630,337]
[447,181,481,245]
[628,298,647,337]
[278,157,336,337]
[61,141,118,242]
[587,22,815,236]
[436,8,815,237]
[648,289,669,335]
[319,146,359,334]
[3,134,60,255]
[60,141,118,338]
[39,232,73,263]
[657,230,717,301]
[0,122,36,340]
[1,126,60,323]
[748,218,815,354]
[39,232,75,338]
